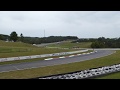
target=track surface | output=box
[0,50,115,73]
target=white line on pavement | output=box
[44,58,53,60]
[69,55,75,57]
[59,56,65,58]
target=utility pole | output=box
[44,29,46,44]
[44,29,45,37]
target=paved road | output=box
[0,50,115,73]
[34,41,64,47]
[81,48,120,51]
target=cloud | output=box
[0,11,120,38]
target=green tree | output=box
[91,41,105,48]
[91,41,100,48]
[10,31,18,42]
[0,35,3,40]
[20,33,24,42]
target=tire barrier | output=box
[38,63,120,79]
[0,50,89,62]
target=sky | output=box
[0,11,120,38]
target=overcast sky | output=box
[0,11,120,38]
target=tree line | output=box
[1,31,120,48]
[91,37,120,48]
[0,31,78,44]
[73,37,120,48]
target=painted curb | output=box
[44,51,96,61]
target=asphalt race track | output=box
[0,50,115,73]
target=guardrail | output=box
[0,49,88,62]
[38,63,120,79]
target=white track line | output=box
[90,52,94,53]
[82,53,86,55]
[59,56,65,58]
[44,58,53,60]
[68,55,75,57]
[13,66,20,70]
[77,54,81,56]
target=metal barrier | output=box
[0,50,88,62]
[38,63,120,79]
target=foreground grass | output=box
[0,50,120,79]
[0,50,93,65]
[95,71,120,79]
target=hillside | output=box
[0,40,35,47]
[0,40,77,58]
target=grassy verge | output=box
[0,40,34,47]
[0,40,81,58]
[0,47,78,58]
[0,50,93,65]
[94,71,120,79]
[0,50,119,79]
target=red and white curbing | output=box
[44,51,97,61]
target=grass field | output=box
[0,40,81,58]
[48,41,92,48]
[0,50,120,79]
[94,71,120,79]
[0,40,34,47]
